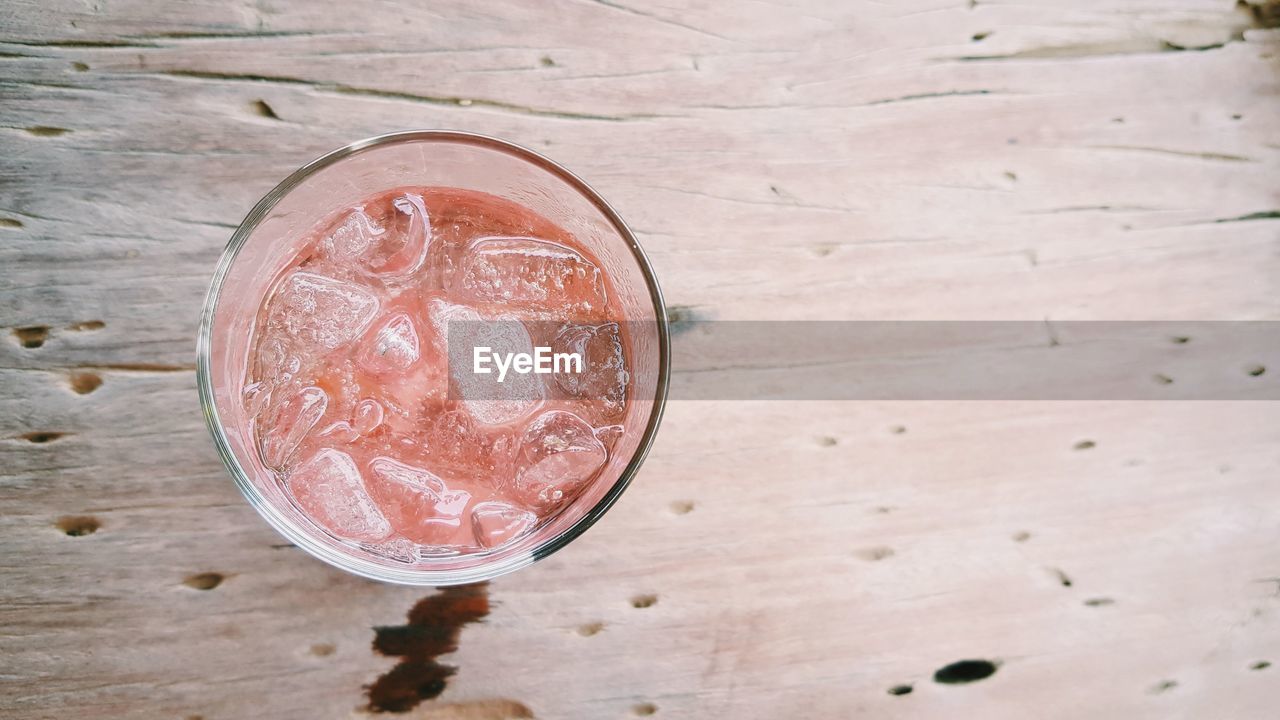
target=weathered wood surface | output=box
[2,1,1279,718]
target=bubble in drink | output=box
[353,399,384,435]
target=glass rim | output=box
[196,129,671,586]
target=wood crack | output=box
[152,70,673,122]
[579,0,733,42]
[1086,145,1254,163]
[862,89,996,106]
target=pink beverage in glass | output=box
[200,132,667,585]
[246,187,631,552]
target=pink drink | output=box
[200,132,666,584]
[244,187,633,556]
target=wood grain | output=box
[2,1,1278,718]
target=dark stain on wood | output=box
[251,99,280,120]
[934,659,998,684]
[183,572,225,590]
[26,126,71,137]
[665,304,703,337]
[12,325,50,348]
[366,583,490,713]
[1049,567,1073,587]
[23,431,67,443]
[55,515,100,536]
[69,372,103,395]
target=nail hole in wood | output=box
[971,31,990,41]
[183,572,224,590]
[540,55,555,67]
[817,435,837,446]
[23,431,66,443]
[12,326,50,348]
[670,500,695,515]
[1049,567,1073,587]
[933,659,998,684]
[1074,439,1096,450]
[1012,530,1031,542]
[888,684,913,696]
[56,515,100,536]
[69,372,102,395]
[251,99,279,120]
[26,126,70,137]
[72,61,89,71]
[1154,373,1174,385]
[855,546,895,562]
[1083,597,1115,607]
[632,702,657,716]
[576,621,604,637]
[631,594,658,609]
[1251,660,1271,671]
[1148,679,1177,694]
[0,217,22,228]
[1247,365,1266,377]
[68,320,105,331]
[1171,335,1191,344]
[309,643,335,657]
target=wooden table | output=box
[3,1,1278,718]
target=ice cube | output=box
[366,456,471,544]
[242,381,272,421]
[266,271,379,351]
[316,420,359,444]
[323,207,385,261]
[321,194,432,279]
[421,409,516,478]
[428,298,544,425]
[514,410,607,509]
[261,385,328,468]
[455,236,606,315]
[353,398,385,435]
[471,501,537,549]
[287,449,391,542]
[552,322,629,419]
[357,312,421,376]
[252,333,304,386]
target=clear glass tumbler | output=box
[197,131,669,585]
